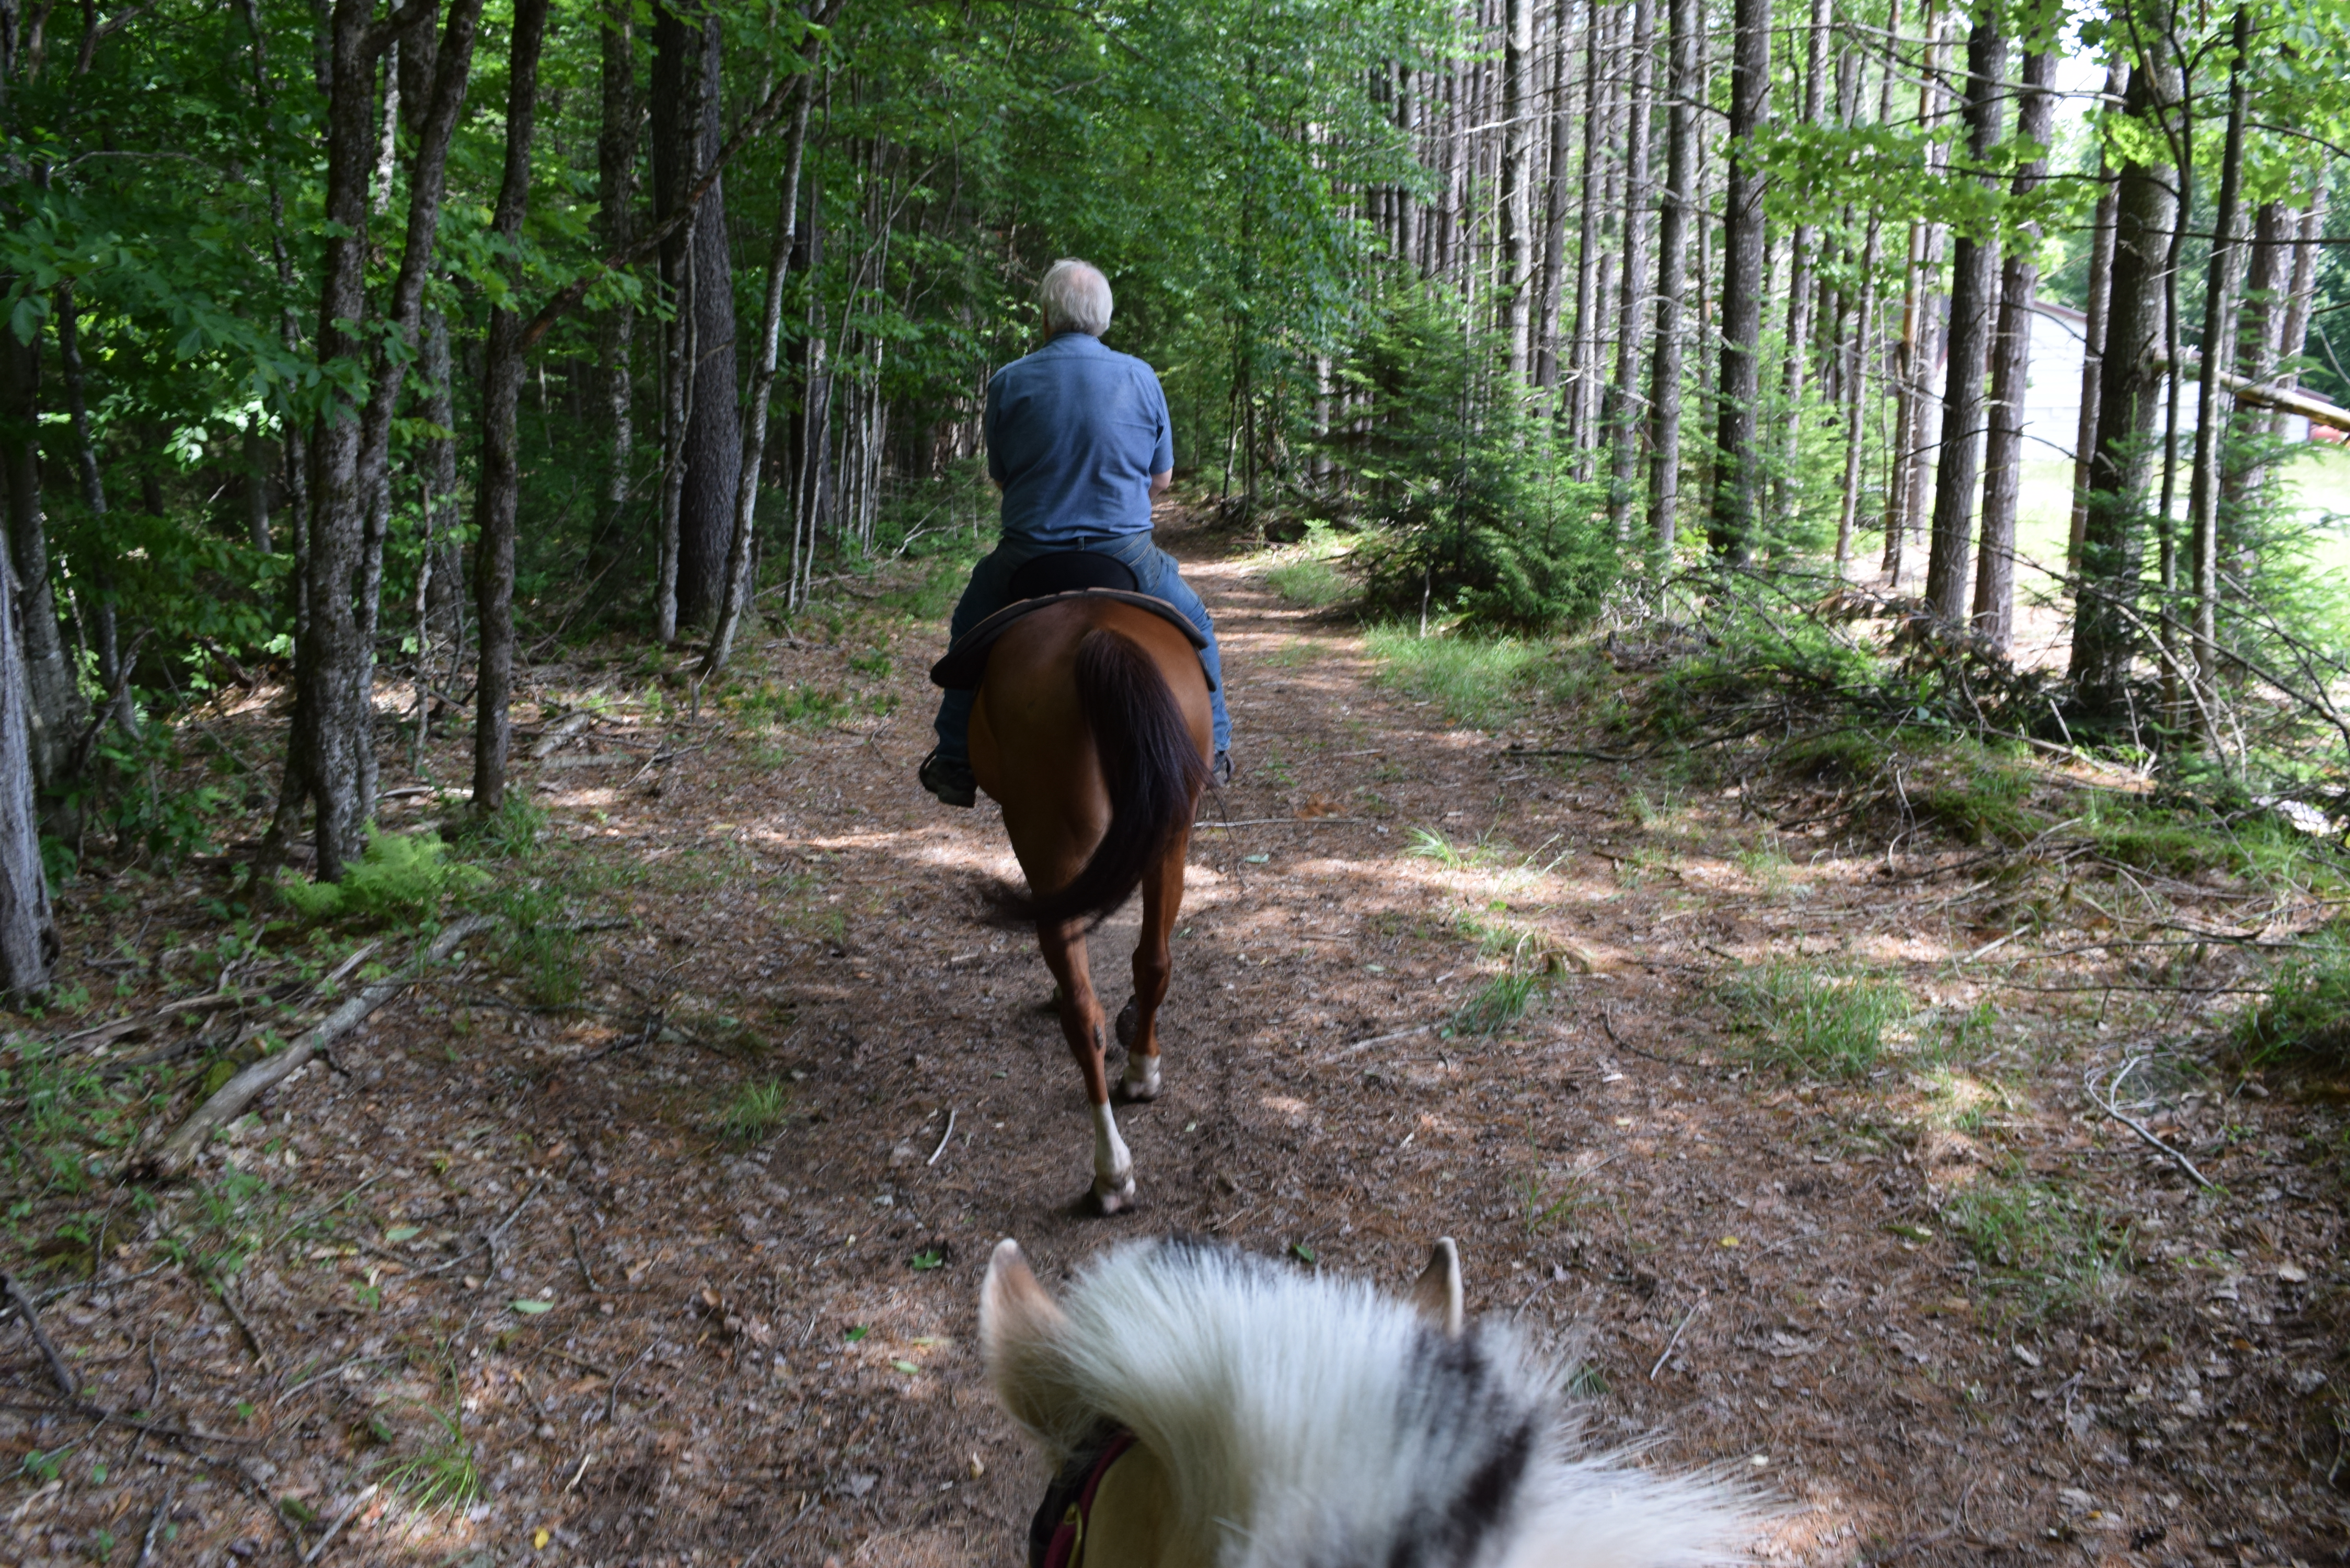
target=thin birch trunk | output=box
[1973,49,2053,651]
[2184,5,2250,748]
[1605,0,1653,538]
[1646,0,1694,552]
[2068,59,2128,571]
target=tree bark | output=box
[1565,0,1606,445]
[1533,0,1576,386]
[2068,41,2179,710]
[1604,0,1653,538]
[1501,0,1536,378]
[590,0,640,581]
[1973,48,2053,651]
[419,306,464,640]
[2184,4,2250,745]
[0,319,78,795]
[0,545,54,1000]
[1707,0,1770,561]
[2068,60,2128,571]
[1645,0,1695,554]
[1923,11,2006,624]
[1770,0,1830,537]
[650,3,743,631]
[469,0,551,818]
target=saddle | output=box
[929,550,1211,693]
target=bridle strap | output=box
[1036,1428,1139,1568]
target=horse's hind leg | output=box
[1116,829,1190,1102]
[1036,917,1135,1215]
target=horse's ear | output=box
[1409,1237,1464,1336]
[981,1239,1073,1432]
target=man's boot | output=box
[919,749,977,808]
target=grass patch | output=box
[2237,927,2350,1069]
[1777,730,1892,786]
[717,1081,790,1145]
[1725,963,1912,1079]
[382,1403,482,1515]
[1944,1175,2133,1321]
[1917,758,2048,846]
[1362,628,1547,729]
[1449,971,1546,1036]
[1266,555,1351,608]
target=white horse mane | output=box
[1023,1238,1748,1568]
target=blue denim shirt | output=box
[985,333,1174,544]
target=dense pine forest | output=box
[8,0,2350,1561]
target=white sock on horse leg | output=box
[1090,1100,1133,1194]
[1123,1051,1161,1099]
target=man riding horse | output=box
[918,259,1232,807]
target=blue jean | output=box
[932,531,1231,763]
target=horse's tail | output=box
[1001,627,1206,929]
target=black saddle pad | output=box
[929,588,1212,692]
[1007,550,1139,599]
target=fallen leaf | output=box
[892,1359,920,1375]
[511,1300,552,1316]
[385,1226,421,1243]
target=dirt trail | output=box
[5,506,2341,1568]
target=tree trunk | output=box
[2219,199,2286,527]
[469,0,551,818]
[0,544,55,1000]
[2067,60,2128,571]
[1923,12,2005,624]
[2184,4,2250,745]
[280,0,481,881]
[1973,48,2053,651]
[1533,0,1575,386]
[1565,0,1606,444]
[0,319,78,795]
[1645,0,1695,552]
[1707,0,1770,561]
[419,306,464,640]
[1501,0,1536,378]
[704,59,819,679]
[1605,0,1653,538]
[651,3,743,631]
[1769,0,1830,537]
[2068,41,2180,711]
[590,0,640,582]
[51,284,136,738]
[2275,192,2325,405]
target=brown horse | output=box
[970,596,1212,1214]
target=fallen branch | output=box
[2088,1058,2218,1191]
[140,917,493,1179]
[4,1270,83,1397]
[301,1482,378,1565]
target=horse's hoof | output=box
[1119,1055,1162,1102]
[1081,1177,1138,1217]
[1115,999,1139,1050]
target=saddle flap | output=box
[930,589,1212,692]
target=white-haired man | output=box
[919,258,1231,806]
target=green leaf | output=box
[891,1359,920,1375]
[1288,1242,1317,1264]
[909,1249,943,1272]
[509,1299,552,1315]
[384,1226,421,1243]
[844,1324,869,1342]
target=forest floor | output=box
[4,500,2348,1568]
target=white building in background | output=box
[2015,302,2319,457]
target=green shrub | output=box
[276,829,489,925]
[2237,928,2350,1068]
[1331,283,1615,632]
[1725,963,1911,1078]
